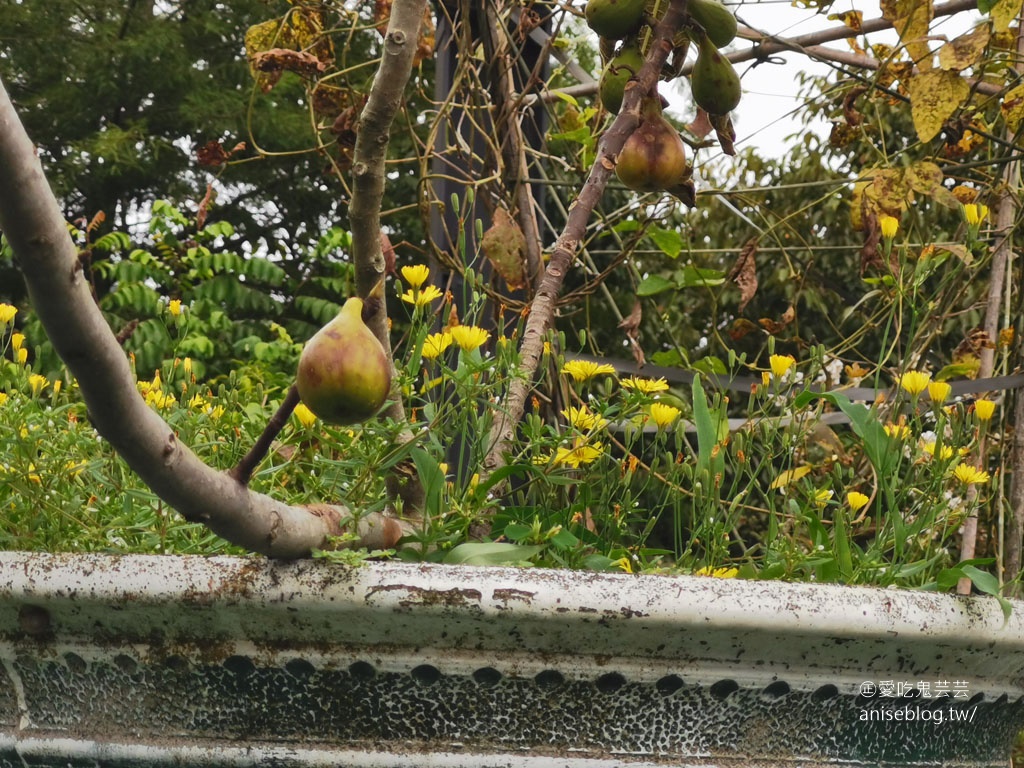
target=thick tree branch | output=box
[482,0,689,478]
[349,0,427,517]
[0,76,407,559]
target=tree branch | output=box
[0,76,408,559]
[482,0,690,479]
[229,384,300,486]
[348,0,427,517]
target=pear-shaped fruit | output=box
[687,0,737,48]
[585,0,646,40]
[599,43,645,114]
[296,297,391,425]
[615,97,688,192]
[690,33,741,115]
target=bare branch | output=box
[0,75,408,559]
[229,384,301,486]
[483,0,690,480]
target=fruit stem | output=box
[229,384,301,487]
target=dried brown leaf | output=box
[728,238,759,312]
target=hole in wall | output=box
[534,669,565,690]
[710,679,739,700]
[223,655,255,677]
[411,664,441,685]
[113,654,138,675]
[656,675,684,696]
[595,672,627,694]
[286,658,316,679]
[762,680,790,699]
[473,667,502,687]
[349,661,376,681]
[812,684,838,701]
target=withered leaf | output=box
[728,318,761,342]
[758,305,795,335]
[196,183,216,231]
[688,108,715,140]
[252,48,327,79]
[480,208,528,292]
[380,232,397,276]
[728,238,759,312]
[196,140,229,167]
[618,301,645,368]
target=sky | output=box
[671,0,984,154]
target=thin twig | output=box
[229,385,301,486]
[483,0,690,484]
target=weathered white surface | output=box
[1,552,1022,766]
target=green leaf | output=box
[636,275,675,296]
[442,542,544,566]
[676,265,725,288]
[504,523,533,541]
[410,447,444,519]
[550,529,579,549]
[648,227,683,259]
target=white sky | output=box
[670,0,983,153]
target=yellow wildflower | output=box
[561,360,616,382]
[649,402,681,429]
[421,332,453,360]
[621,376,669,393]
[879,215,900,239]
[28,374,48,397]
[769,354,796,378]
[962,203,988,227]
[562,405,608,432]
[613,557,634,574]
[182,357,193,375]
[898,371,931,396]
[553,440,604,468]
[401,264,430,289]
[293,402,317,428]
[66,460,87,477]
[927,381,951,405]
[188,394,209,410]
[0,303,16,325]
[401,284,443,307]
[11,333,25,351]
[0,392,7,406]
[15,348,27,365]
[694,566,739,578]
[450,325,490,352]
[883,422,912,440]
[974,398,996,422]
[953,464,990,485]
[209,405,225,420]
[921,441,954,461]
[846,491,869,511]
[51,380,61,396]
[145,389,175,409]
[814,489,834,507]
[167,299,182,317]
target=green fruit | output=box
[585,0,646,40]
[599,44,645,114]
[615,97,688,192]
[296,296,392,424]
[690,34,741,115]
[687,0,737,48]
